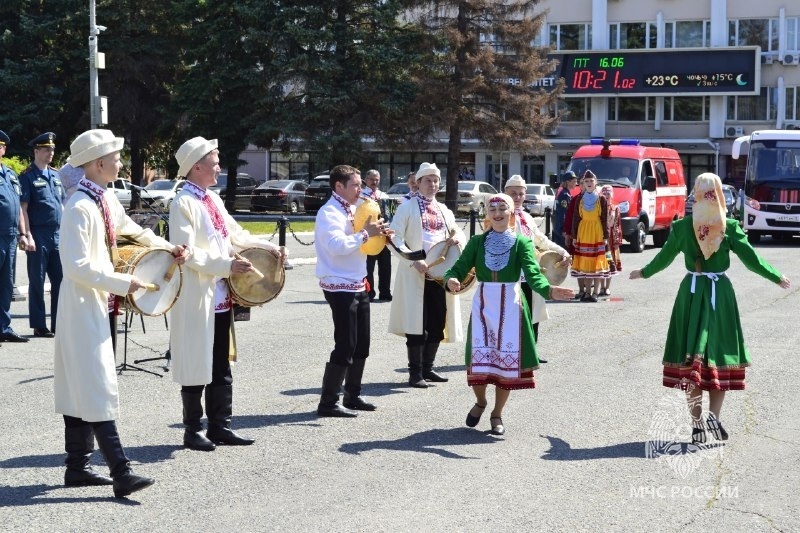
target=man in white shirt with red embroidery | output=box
[362,169,392,302]
[314,165,388,417]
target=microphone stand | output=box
[127,184,172,372]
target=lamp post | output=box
[88,0,107,128]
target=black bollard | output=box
[544,206,552,238]
[278,216,292,270]
[469,208,477,237]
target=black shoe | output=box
[378,294,392,302]
[538,358,548,364]
[317,403,358,418]
[342,397,377,411]
[465,403,486,428]
[1,330,29,343]
[706,414,729,441]
[490,417,505,436]
[691,427,707,445]
[33,328,54,338]
[113,470,155,498]
[409,377,429,388]
[183,430,216,451]
[64,466,113,487]
[206,426,255,445]
[423,369,449,382]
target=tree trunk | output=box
[129,137,145,211]
[445,122,462,213]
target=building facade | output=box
[238,0,800,192]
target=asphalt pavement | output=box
[1,228,799,532]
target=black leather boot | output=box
[181,390,216,451]
[317,362,358,417]
[205,385,255,445]
[343,358,376,411]
[64,425,113,487]
[93,420,155,498]
[422,342,448,382]
[408,345,429,388]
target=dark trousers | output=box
[182,311,233,394]
[366,247,392,299]
[0,235,17,333]
[323,290,370,366]
[26,227,62,331]
[406,279,446,347]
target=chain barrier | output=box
[286,220,315,246]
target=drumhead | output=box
[229,247,285,306]
[425,240,463,281]
[537,250,569,286]
[117,246,182,316]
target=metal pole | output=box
[89,0,100,128]
[469,208,477,237]
[544,207,552,237]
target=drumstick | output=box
[234,252,264,279]
[163,263,178,282]
[142,283,160,292]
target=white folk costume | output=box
[388,194,464,342]
[55,178,172,422]
[514,207,568,324]
[168,180,276,386]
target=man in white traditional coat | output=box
[169,137,283,451]
[55,129,186,498]
[388,162,465,388]
[314,165,388,417]
[504,175,571,363]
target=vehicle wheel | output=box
[289,201,299,214]
[747,231,761,244]
[627,221,647,253]
[652,228,669,248]
[477,203,485,218]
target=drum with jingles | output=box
[535,250,570,285]
[228,247,285,307]
[115,244,183,316]
[425,239,476,294]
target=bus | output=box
[733,129,800,243]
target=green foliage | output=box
[2,155,30,175]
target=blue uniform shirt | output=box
[0,164,22,236]
[553,188,572,235]
[19,165,64,228]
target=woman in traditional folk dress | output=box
[569,170,609,302]
[630,173,790,444]
[444,194,574,435]
[599,184,622,297]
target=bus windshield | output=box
[568,158,638,187]
[747,140,800,188]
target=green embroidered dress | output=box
[444,232,551,390]
[640,217,782,390]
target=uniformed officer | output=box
[553,171,578,249]
[19,132,65,338]
[0,130,31,343]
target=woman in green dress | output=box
[630,173,790,444]
[444,193,574,435]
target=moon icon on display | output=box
[736,74,747,86]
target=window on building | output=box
[728,19,779,52]
[558,98,591,122]
[608,97,656,121]
[609,22,656,49]
[549,23,591,50]
[787,17,800,51]
[785,87,800,122]
[727,87,777,121]
[664,20,710,48]
[663,96,709,121]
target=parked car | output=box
[303,174,331,214]
[141,179,185,209]
[107,178,133,209]
[685,183,739,218]
[435,180,498,217]
[385,182,410,201]
[523,183,556,216]
[208,173,258,211]
[251,179,308,213]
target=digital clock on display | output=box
[549,47,759,96]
